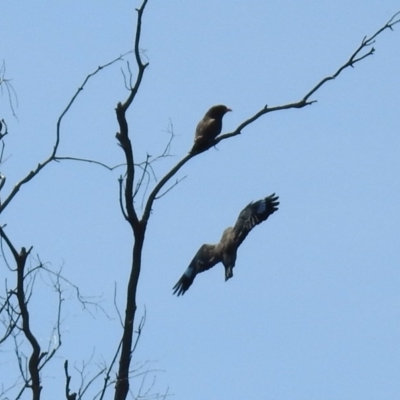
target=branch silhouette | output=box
[0,53,129,214]
[215,11,400,145]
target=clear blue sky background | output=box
[1,1,400,399]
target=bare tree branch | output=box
[133,154,152,200]
[14,247,42,400]
[0,119,8,141]
[0,61,19,118]
[0,286,20,345]
[113,283,124,328]
[131,308,146,356]
[215,11,400,145]
[64,360,77,400]
[114,1,150,398]
[98,339,123,400]
[119,176,129,221]
[38,270,63,372]
[78,366,106,400]
[131,124,178,210]
[0,245,105,399]
[55,156,126,171]
[0,53,129,214]
[142,154,192,223]
[155,176,187,200]
[115,0,149,230]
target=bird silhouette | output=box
[173,193,279,296]
[190,104,231,154]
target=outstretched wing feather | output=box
[172,244,220,296]
[232,193,279,247]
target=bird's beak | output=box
[226,108,232,112]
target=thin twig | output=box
[131,307,146,355]
[119,176,128,221]
[142,153,193,223]
[155,176,187,200]
[98,338,123,400]
[114,3,150,398]
[55,156,126,171]
[0,61,19,118]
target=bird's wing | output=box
[190,118,216,154]
[173,244,221,296]
[195,117,215,139]
[232,193,279,248]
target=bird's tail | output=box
[225,266,233,281]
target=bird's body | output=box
[173,194,279,296]
[190,104,231,154]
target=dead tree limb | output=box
[0,54,128,214]
[0,227,42,400]
[114,2,149,399]
[215,11,400,145]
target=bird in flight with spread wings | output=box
[173,193,279,296]
[190,104,231,154]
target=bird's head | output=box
[206,105,232,119]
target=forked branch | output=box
[0,54,129,214]
[114,1,150,400]
[115,0,149,231]
[0,61,19,117]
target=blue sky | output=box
[1,1,400,399]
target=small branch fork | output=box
[114,2,150,399]
[0,238,60,400]
[115,0,149,231]
[0,230,105,400]
[0,61,19,118]
[0,225,42,400]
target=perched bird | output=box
[173,193,279,296]
[190,104,231,154]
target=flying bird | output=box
[190,104,231,154]
[173,193,279,296]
